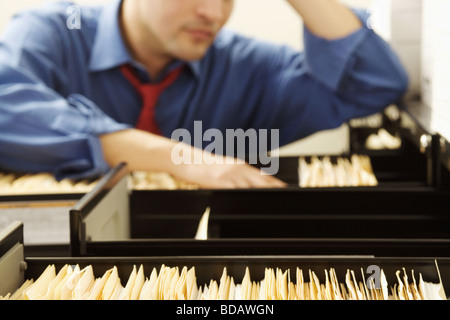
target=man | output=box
[0,0,408,188]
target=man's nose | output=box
[196,0,226,23]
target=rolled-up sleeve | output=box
[259,8,409,144]
[0,11,129,180]
[303,8,409,101]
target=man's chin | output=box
[176,50,209,62]
[171,41,212,61]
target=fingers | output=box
[247,173,287,189]
[230,166,286,189]
[198,163,288,189]
[173,150,288,189]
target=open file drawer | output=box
[0,174,95,246]
[68,160,450,259]
[0,194,83,247]
[0,221,448,300]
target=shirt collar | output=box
[88,0,201,78]
[88,0,131,72]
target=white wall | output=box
[422,0,450,141]
[0,0,374,156]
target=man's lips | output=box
[184,28,215,40]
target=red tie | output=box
[121,64,182,135]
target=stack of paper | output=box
[1,263,445,300]
[0,171,199,195]
[365,128,402,150]
[0,172,97,195]
[129,171,198,190]
[298,155,378,188]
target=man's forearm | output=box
[99,129,286,189]
[286,0,362,39]
[100,129,178,173]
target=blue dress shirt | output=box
[0,0,408,180]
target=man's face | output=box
[137,0,234,61]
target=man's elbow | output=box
[374,61,410,108]
[348,66,410,117]
[392,63,410,100]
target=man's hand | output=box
[179,150,287,189]
[286,0,362,39]
[100,129,287,189]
